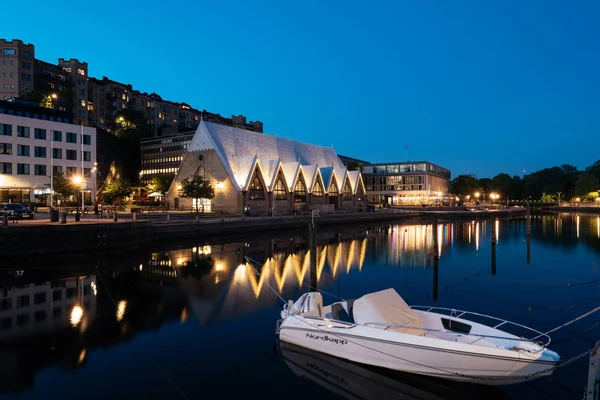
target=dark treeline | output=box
[451,161,600,201]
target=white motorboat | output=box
[277,288,560,385]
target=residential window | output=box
[274,178,287,200]
[34,146,46,158]
[16,295,30,308]
[78,110,85,117]
[17,144,30,156]
[34,164,46,176]
[83,151,91,162]
[0,298,12,311]
[313,181,324,197]
[16,314,29,326]
[83,134,91,145]
[249,177,265,200]
[84,167,91,178]
[52,165,62,174]
[52,130,62,141]
[66,166,77,177]
[66,132,77,143]
[34,128,46,139]
[16,126,29,138]
[52,148,62,159]
[52,290,62,301]
[0,143,11,155]
[34,292,46,304]
[0,123,11,136]
[66,150,77,160]
[17,163,30,175]
[0,163,12,174]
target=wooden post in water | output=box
[491,219,497,276]
[586,341,600,400]
[526,202,531,237]
[309,222,317,291]
[432,218,439,301]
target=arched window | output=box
[274,178,287,200]
[294,180,306,203]
[195,166,207,181]
[329,180,339,196]
[343,181,353,200]
[249,177,265,200]
[313,180,324,197]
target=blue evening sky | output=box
[3,0,599,178]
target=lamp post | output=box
[92,162,98,203]
[72,175,83,221]
[474,192,480,204]
[557,192,562,206]
[139,171,143,206]
[50,93,57,110]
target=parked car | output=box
[0,203,35,219]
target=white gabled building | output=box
[0,113,97,205]
[167,121,366,214]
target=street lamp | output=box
[557,192,562,206]
[72,175,83,221]
[51,93,58,110]
[92,162,98,203]
[139,171,143,205]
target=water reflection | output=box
[280,342,508,400]
[1,215,600,398]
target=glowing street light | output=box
[70,305,84,326]
[72,175,84,221]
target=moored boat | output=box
[277,288,560,385]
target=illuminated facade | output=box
[0,110,97,204]
[363,161,451,206]
[140,131,194,185]
[167,121,367,214]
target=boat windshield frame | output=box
[409,305,551,347]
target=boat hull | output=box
[279,320,558,386]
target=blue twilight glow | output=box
[3,0,600,177]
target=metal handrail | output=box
[409,305,551,347]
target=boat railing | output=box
[409,305,551,347]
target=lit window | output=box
[313,181,324,197]
[274,178,286,200]
[249,177,265,200]
[343,181,353,200]
[294,180,306,203]
[329,181,339,196]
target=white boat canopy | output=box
[353,289,423,334]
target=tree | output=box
[574,172,599,199]
[179,176,215,213]
[147,176,173,195]
[586,160,600,182]
[52,171,78,206]
[102,179,132,205]
[114,109,153,141]
[345,161,363,172]
[450,174,482,197]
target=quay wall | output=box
[0,209,527,256]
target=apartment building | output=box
[0,40,35,100]
[1,39,263,136]
[0,99,97,205]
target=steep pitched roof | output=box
[187,121,347,191]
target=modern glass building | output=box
[139,131,194,185]
[363,161,451,206]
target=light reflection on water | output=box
[0,213,599,399]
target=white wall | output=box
[0,114,97,203]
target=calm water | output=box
[1,213,600,399]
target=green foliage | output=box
[39,94,53,109]
[114,109,153,141]
[52,171,78,198]
[450,174,482,196]
[540,194,556,202]
[345,161,363,172]
[103,179,132,204]
[147,175,173,194]
[585,160,600,181]
[574,173,599,197]
[179,176,215,212]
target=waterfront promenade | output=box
[0,208,527,257]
